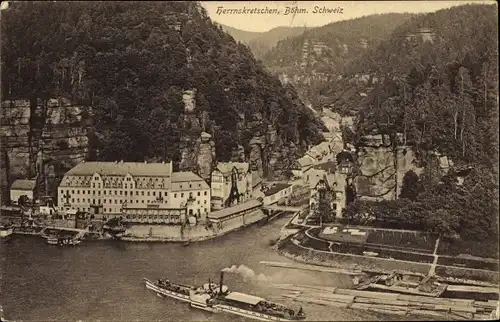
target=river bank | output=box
[275,236,499,286]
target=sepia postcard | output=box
[0,1,498,321]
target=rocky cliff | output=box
[354,133,455,201]
[0,98,90,201]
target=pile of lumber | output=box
[270,283,498,320]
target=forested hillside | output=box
[219,24,308,59]
[1,2,324,178]
[260,13,414,108]
[340,4,498,244]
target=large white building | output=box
[57,161,210,223]
[210,162,252,210]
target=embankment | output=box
[121,209,266,243]
[276,237,499,283]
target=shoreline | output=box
[275,237,500,286]
[9,212,288,244]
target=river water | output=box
[2,217,397,321]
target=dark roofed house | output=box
[10,179,37,204]
[262,183,293,206]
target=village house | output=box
[57,161,211,224]
[305,141,333,164]
[10,179,37,205]
[262,183,293,206]
[306,158,353,220]
[210,162,252,211]
[309,172,337,222]
[294,154,316,177]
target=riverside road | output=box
[2,216,405,321]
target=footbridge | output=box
[262,205,306,212]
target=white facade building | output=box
[57,161,210,223]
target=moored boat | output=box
[46,237,59,245]
[144,277,194,302]
[46,236,81,246]
[0,225,13,239]
[144,272,306,321]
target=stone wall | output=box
[122,209,265,241]
[1,98,90,201]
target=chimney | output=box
[219,271,224,294]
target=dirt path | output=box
[428,237,441,276]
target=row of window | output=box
[60,189,209,198]
[61,197,210,206]
[60,206,209,215]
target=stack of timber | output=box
[270,283,499,320]
[259,261,365,276]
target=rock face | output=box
[178,89,216,182]
[0,98,90,201]
[355,134,422,201]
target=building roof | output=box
[208,200,262,220]
[171,172,209,191]
[306,142,331,160]
[264,183,292,197]
[11,179,36,191]
[214,162,249,175]
[313,161,337,173]
[310,173,336,191]
[224,291,264,305]
[65,161,172,177]
[297,155,315,168]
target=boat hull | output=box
[144,279,191,302]
[214,304,298,322]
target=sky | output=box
[200,0,495,32]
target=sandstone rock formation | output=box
[1,98,90,201]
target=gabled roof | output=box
[11,179,36,191]
[310,173,336,191]
[306,142,331,159]
[171,172,209,191]
[64,161,172,177]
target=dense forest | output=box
[1,1,324,167]
[339,4,498,245]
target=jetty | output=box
[270,283,498,320]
